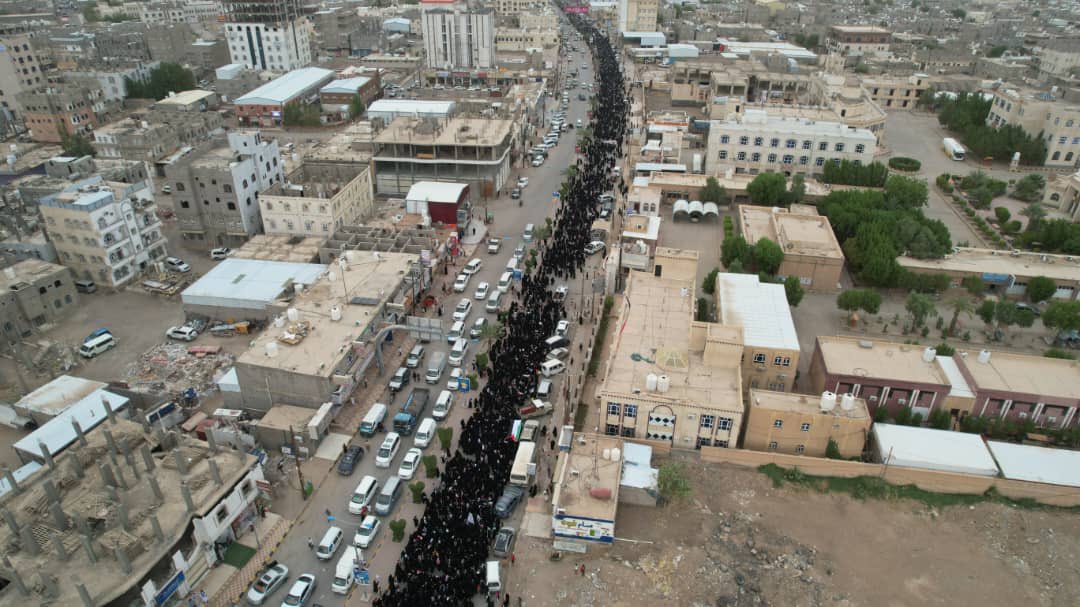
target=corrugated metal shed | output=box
[872,424,999,477]
[14,389,129,464]
[235,67,335,105]
[181,259,326,311]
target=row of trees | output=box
[820,160,889,187]
[745,172,806,207]
[283,102,322,127]
[718,234,804,307]
[125,63,196,101]
[930,91,1048,165]
[1014,217,1080,254]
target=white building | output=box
[139,0,222,24]
[618,0,659,33]
[706,109,876,176]
[420,0,495,70]
[223,0,312,72]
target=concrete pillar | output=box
[69,457,84,479]
[114,546,132,574]
[49,530,69,561]
[1,507,18,536]
[147,475,163,502]
[48,502,68,531]
[206,431,219,454]
[103,428,118,455]
[38,441,55,470]
[80,534,98,563]
[113,461,128,489]
[103,395,117,425]
[98,461,116,488]
[72,419,88,447]
[1,556,28,596]
[208,458,222,485]
[1,467,20,495]
[180,481,195,513]
[42,479,60,504]
[116,501,130,531]
[19,524,40,555]
[38,572,58,599]
[74,514,92,537]
[76,581,94,607]
[140,444,156,472]
[149,514,165,542]
[173,448,188,475]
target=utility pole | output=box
[289,425,307,500]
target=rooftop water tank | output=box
[922,347,936,362]
[840,393,856,411]
[820,391,836,411]
[657,375,670,393]
[977,349,991,364]
[286,308,299,322]
[646,373,658,391]
[265,342,278,357]
[330,306,342,321]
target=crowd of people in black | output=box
[373,13,629,607]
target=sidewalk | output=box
[206,513,290,607]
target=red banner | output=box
[564,6,589,13]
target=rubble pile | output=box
[124,342,234,395]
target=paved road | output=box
[256,44,599,607]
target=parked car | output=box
[281,574,316,606]
[165,256,191,273]
[470,317,489,340]
[453,273,470,292]
[517,177,529,188]
[447,367,464,391]
[1015,302,1041,317]
[493,527,516,558]
[555,320,570,338]
[353,516,381,549]
[453,298,473,322]
[464,258,483,275]
[495,485,525,518]
[210,247,232,260]
[165,325,198,341]
[585,241,606,255]
[487,238,502,254]
[388,366,410,392]
[337,445,363,475]
[246,561,289,605]
[511,187,522,199]
[475,282,490,300]
[74,279,97,294]
[397,447,423,480]
[531,156,544,167]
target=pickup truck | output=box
[393,388,430,435]
[518,399,553,420]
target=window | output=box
[802,140,812,150]
[739,136,749,145]
[607,402,620,415]
[621,427,636,438]
[768,441,778,450]
[834,143,845,152]
[227,202,236,210]
[800,422,811,432]
[751,152,761,162]
[1060,136,1068,145]
[782,155,794,164]
[605,424,619,435]
[215,505,229,524]
[700,414,714,428]
[773,419,783,429]
[623,404,637,418]
[768,154,777,163]
[224,184,233,193]
[795,444,805,454]
[718,150,728,160]
[1073,137,1080,145]
[855,144,865,153]
[785,139,796,149]
[770,138,779,148]
[782,357,791,366]
[697,437,712,448]
[737,152,746,160]
[715,440,730,448]
[818,141,828,151]
[774,356,783,365]
[799,156,809,165]
[720,135,730,144]
[753,353,766,364]
[1053,151,1061,161]
[753,137,763,146]
[718,417,732,430]
[815,157,825,166]
[175,183,185,191]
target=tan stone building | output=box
[260,160,375,237]
[598,248,745,449]
[737,204,844,291]
[715,272,801,393]
[744,388,871,457]
[859,73,929,110]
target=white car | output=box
[453,273,469,292]
[513,243,526,260]
[165,256,190,273]
[555,320,570,338]
[474,282,490,300]
[282,574,316,607]
[464,258,483,275]
[453,298,472,321]
[353,516,381,549]
[165,325,198,341]
[246,561,289,605]
[532,157,544,167]
[397,448,423,480]
[446,367,464,391]
[210,247,232,260]
[585,241,606,255]
[375,433,401,468]
[487,238,502,254]
[517,177,529,188]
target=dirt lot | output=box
[510,455,1080,607]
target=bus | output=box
[509,442,537,487]
[942,137,965,161]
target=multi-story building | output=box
[222,0,312,72]
[372,116,515,198]
[259,160,374,236]
[1034,39,1080,82]
[737,204,844,291]
[310,6,362,56]
[319,75,382,117]
[743,388,871,457]
[39,168,167,287]
[897,247,1080,301]
[0,259,78,338]
[184,39,232,75]
[598,248,746,450]
[233,67,335,127]
[827,25,891,58]
[714,272,800,393]
[494,0,536,14]
[69,60,160,102]
[93,103,224,162]
[139,0,222,24]
[16,78,115,143]
[860,73,929,110]
[706,109,876,176]
[420,0,495,70]
[985,86,1080,168]
[0,25,49,129]
[618,0,659,33]
[166,131,283,250]
[1043,170,1080,221]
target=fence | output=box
[698,447,1080,507]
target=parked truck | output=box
[393,388,430,435]
[518,399,553,420]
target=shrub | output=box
[437,427,453,452]
[389,519,406,542]
[825,439,842,460]
[657,462,692,503]
[702,268,719,294]
[409,481,425,503]
[888,157,922,172]
[422,454,438,478]
[1044,347,1076,360]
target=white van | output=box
[375,476,403,516]
[505,258,518,275]
[486,560,502,595]
[79,333,117,358]
[375,433,401,468]
[415,418,437,448]
[540,359,566,377]
[433,390,454,421]
[486,291,502,313]
[523,223,535,242]
[447,320,465,343]
[358,403,388,437]
[332,550,359,594]
[315,526,344,560]
[448,338,468,367]
[497,271,513,293]
[348,475,379,514]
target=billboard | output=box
[553,514,614,543]
[564,6,590,13]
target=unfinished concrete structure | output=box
[318,225,441,264]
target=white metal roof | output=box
[13,389,129,462]
[987,441,1080,488]
[0,462,42,499]
[935,355,974,398]
[320,77,371,95]
[181,259,327,311]
[872,424,999,477]
[235,67,334,105]
[406,181,469,204]
[620,441,657,490]
[716,273,800,351]
[367,99,455,118]
[15,375,107,417]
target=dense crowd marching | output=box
[373,13,629,607]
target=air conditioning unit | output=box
[897,398,907,406]
[1018,412,1028,419]
[868,395,878,402]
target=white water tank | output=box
[977,349,991,364]
[602,448,611,460]
[657,375,670,393]
[330,306,342,321]
[338,256,348,269]
[3,267,15,280]
[645,373,658,391]
[346,250,359,263]
[840,393,856,411]
[265,342,279,357]
[820,391,836,411]
[922,347,936,362]
[274,315,285,328]
[610,447,621,462]
[286,307,300,322]
[328,271,336,283]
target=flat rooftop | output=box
[235,67,335,105]
[0,258,68,289]
[375,117,513,147]
[716,273,800,351]
[831,25,891,34]
[255,404,315,431]
[552,433,622,522]
[897,247,1080,283]
[749,388,870,419]
[715,110,877,141]
[987,441,1080,488]
[961,349,1080,402]
[816,336,951,386]
[738,205,844,260]
[873,424,999,477]
[155,89,216,107]
[237,251,418,377]
[231,234,325,263]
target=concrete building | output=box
[366,99,456,123]
[714,272,800,393]
[233,67,335,127]
[259,160,374,236]
[0,259,78,338]
[139,0,222,24]
[618,0,659,33]
[1034,39,1080,82]
[319,75,382,117]
[233,251,420,411]
[405,181,470,225]
[896,247,1080,302]
[222,0,312,72]
[93,119,181,163]
[166,131,283,250]
[154,90,221,113]
[230,234,324,263]
[181,258,325,319]
[551,433,622,547]
[39,168,167,287]
[955,348,1080,428]
[827,25,891,58]
[986,86,1080,168]
[310,5,363,56]
[0,26,50,128]
[17,79,114,144]
[707,109,876,176]
[372,116,515,198]
[69,60,160,102]
[737,204,844,291]
[744,388,871,457]
[420,0,495,70]
[860,73,929,110]
[1043,171,1080,220]
[871,424,1000,476]
[598,248,745,449]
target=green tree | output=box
[57,123,95,158]
[125,62,196,100]
[1027,276,1056,303]
[928,408,952,430]
[721,235,749,268]
[905,291,937,328]
[349,94,365,118]
[951,8,966,18]
[699,176,729,204]
[751,238,784,275]
[961,275,985,296]
[702,268,719,295]
[1011,173,1045,202]
[746,172,788,206]
[825,438,842,459]
[1043,300,1080,333]
[1022,203,1048,230]
[884,175,929,209]
[409,481,425,503]
[389,519,407,542]
[836,289,882,317]
[784,275,804,307]
[946,296,973,336]
[695,297,709,321]
[994,206,1011,224]
[657,462,692,503]
[987,45,1008,58]
[436,427,453,452]
[788,173,806,204]
[976,299,997,326]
